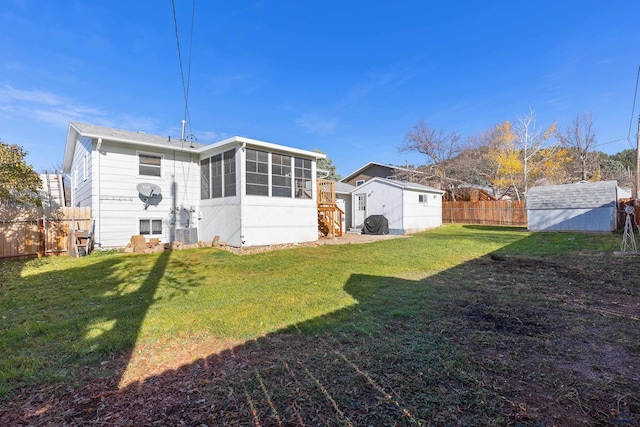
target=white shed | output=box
[351,178,445,234]
[526,181,619,232]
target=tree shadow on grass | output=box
[3,240,640,426]
[0,250,198,413]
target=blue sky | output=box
[1,1,639,177]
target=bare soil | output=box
[2,251,639,426]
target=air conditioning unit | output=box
[176,228,198,245]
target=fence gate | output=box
[0,206,92,259]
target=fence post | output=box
[38,217,45,258]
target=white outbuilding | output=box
[351,177,445,234]
[526,181,620,232]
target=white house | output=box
[62,122,325,248]
[351,177,445,234]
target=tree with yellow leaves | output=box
[513,110,558,196]
[481,112,564,200]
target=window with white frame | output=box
[210,153,223,198]
[418,194,429,204]
[138,153,162,177]
[246,149,269,196]
[357,194,366,211]
[201,149,236,199]
[223,149,236,197]
[356,180,365,186]
[139,219,163,236]
[272,153,292,197]
[200,157,210,199]
[294,157,312,199]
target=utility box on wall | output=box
[176,228,198,244]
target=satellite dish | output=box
[136,183,162,209]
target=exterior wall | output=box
[343,164,395,186]
[402,190,443,233]
[336,193,352,229]
[93,140,200,247]
[199,202,242,247]
[354,181,404,234]
[352,180,443,234]
[241,197,319,246]
[71,135,92,208]
[528,207,616,232]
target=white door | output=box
[354,193,367,227]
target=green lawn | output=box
[1,224,635,425]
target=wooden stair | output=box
[317,179,344,238]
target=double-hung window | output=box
[140,219,162,235]
[139,153,162,177]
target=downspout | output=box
[96,138,102,247]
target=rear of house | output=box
[63,122,324,248]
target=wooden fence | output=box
[0,206,92,259]
[442,200,527,226]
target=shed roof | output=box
[526,181,618,210]
[359,177,445,194]
[335,181,356,194]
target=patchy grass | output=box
[1,225,638,425]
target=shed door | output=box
[354,193,367,227]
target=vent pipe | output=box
[181,119,186,141]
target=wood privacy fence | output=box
[0,206,91,259]
[442,200,527,226]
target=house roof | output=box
[526,181,619,210]
[196,136,326,160]
[335,181,356,194]
[340,161,423,183]
[63,122,325,173]
[358,177,445,194]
